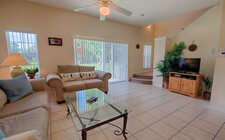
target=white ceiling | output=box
[28,0,218,27]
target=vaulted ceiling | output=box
[28,0,218,26]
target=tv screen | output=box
[176,58,201,73]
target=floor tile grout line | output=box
[134,99,196,139]
[49,83,219,140]
[129,95,186,119]
[189,118,222,136]
[123,95,194,138]
[93,93,183,139]
[50,125,75,135]
[196,114,225,127]
[212,122,225,140]
[99,125,111,140]
[125,93,173,110]
[168,109,207,140]
[49,92,170,138]
[50,114,72,123]
[117,91,168,107]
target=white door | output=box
[153,37,167,87]
[74,38,128,82]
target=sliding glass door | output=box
[74,38,128,82]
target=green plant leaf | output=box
[155,42,187,79]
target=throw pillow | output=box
[60,72,81,82]
[0,89,7,109]
[0,129,5,139]
[80,71,97,80]
[0,74,33,103]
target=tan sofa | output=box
[47,65,112,103]
[0,79,49,140]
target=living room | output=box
[0,0,225,140]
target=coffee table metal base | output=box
[67,108,128,140]
[81,112,128,140]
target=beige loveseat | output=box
[47,65,112,103]
[0,79,49,140]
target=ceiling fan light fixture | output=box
[100,6,110,16]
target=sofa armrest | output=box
[46,74,64,103]
[96,70,111,93]
[96,70,112,81]
[46,74,63,88]
[29,78,45,92]
[5,130,41,140]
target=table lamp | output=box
[1,53,29,78]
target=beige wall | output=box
[154,8,209,38]
[0,0,153,79]
[171,3,223,80]
[210,0,225,112]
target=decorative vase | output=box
[27,73,36,79]
[163,80,169,89]
[163,78,169,89]
[203,91,211,100]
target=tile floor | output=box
[48,82,225,140]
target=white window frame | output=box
[74,38,128,82]
[143,45,152,69]
[5,31,40,75]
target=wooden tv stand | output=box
[168,72,202,98]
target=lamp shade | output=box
[1,53,29,66]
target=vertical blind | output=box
[75,38,128,82]
[6,31,40,70]
[144,45,152,69]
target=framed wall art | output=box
[48,37,63,46]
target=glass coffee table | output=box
[64,89,128,140]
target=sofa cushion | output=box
[0,108,48,140]
[83,79,104,89]
[0,91,48,119]
[80,71,97,80]
[58,65,79,73]
[63,81,86,92]
[60,72,81,82]
[0,74,33,103]
[5,130,41,140]
[78,66,95,72]
[0,89,7,110]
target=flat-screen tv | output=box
[175,58,201,73]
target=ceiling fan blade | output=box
[74,4,97,12]
[100,15,106,21]
[111,4,132,16]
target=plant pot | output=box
[203,91,211,100]
[27,73,36,79]
[163,79,169,89]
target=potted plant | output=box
[202,76,212,100]
[25,68,39,79]
[155,59,170,88]
[155,42,187,88]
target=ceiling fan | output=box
[73,0,133,21]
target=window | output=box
[75,38,128,82]
[5,31,40,71]
[143,45,152,69]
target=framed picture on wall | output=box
[48,37,63,46]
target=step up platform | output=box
[130,72,153,85]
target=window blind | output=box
[6,31,40,71]
[75,38,128,82]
